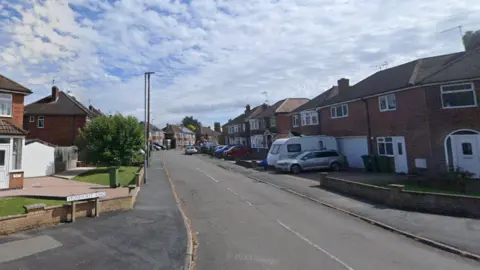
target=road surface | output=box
[164,151,479,270]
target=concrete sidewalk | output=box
[201,155,480,256]
[0,152,187,270]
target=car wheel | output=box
[330,162,341,171]
[290,164,301,174]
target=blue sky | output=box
[1,0,479,128]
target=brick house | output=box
[0,74,33,189]
[23,86,102,146]
[196,126,221,144]
[314,48,480,176]
[163,124,195,148]
[139,122,164,144]
[223,104,259,146]
[248,98,309,158]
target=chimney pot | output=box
[51,86,60,101]
[245,104,251,114]
[338,78,349,92]
[89,105,93,110]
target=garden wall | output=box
[319,174,480,218]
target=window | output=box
[287,144,301,152]
[462,142,473,155]
[259,119,265,129]
[441,83,477,108]
[242,124,245,131]
[300,111,318,126]
[0,93,12,117]
[292,115,299,127]
[0,138,10,144]
[29,116,35,122]
[315,151,339,158]
[330,104,348,118]
[379,94,396,111]
[249,119,259,130]
[12,138,22,170]
[397,142,403,155]
[250,135,264,148]
[377,137,394,156]
[303,152,316,159]
[234,125,239,133]
[37,116,45,128]
[270,116,276,127]
[0,150,5,166]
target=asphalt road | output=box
[0,153,186,270]
[164,151,480,270]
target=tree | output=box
[462,30,480,51]
[76,114,144,166]
[182,116,201,131]
[214,122,221,132]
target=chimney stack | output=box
[89,105,93,110]
[245,104,251,114]
[338,78,349,92]
[51,86,60,101]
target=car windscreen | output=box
[269,144,281,154]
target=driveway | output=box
[164,151,479,269]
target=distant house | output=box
[139,122,164,144]
[196,126,221,144]
[0,74,33,189]
[163,124,195,148]
[23,86,102,146]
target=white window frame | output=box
[234,125,239,133]
[377,137,394,157]
[330,104,349,119]
[242,123,245,131]
[292,115,299,127]
[379,94,397,112]
[29,116,35,122]
[270,116,276,127]
[301,111,319,126]
[251,135,264,149]
[0,93,12,117]
[37,116,45,128]
[441,82,477,109]
[249,119,259,130]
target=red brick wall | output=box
[425,80,480,174]
[274,113,291,134]
[23,115,87,146]
[366,88,432,172]
[289,112,321,135]
[319,101,369,137]
[0,94,24,128]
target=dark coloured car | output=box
[223,145,251,160]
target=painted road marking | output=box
[245,200,253,206]
[233,253,279,265]
[0,235,62,263]
[196,168,220,183]
[276,220,354,270]
[226,187,239,196]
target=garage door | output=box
[337,137,369,168]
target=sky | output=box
[1,0,479,129]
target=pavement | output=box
[0,176,129,199]
[164,151,479,269]
[0,152,187,270]
[53,167,97,180]
[201,155,480,256]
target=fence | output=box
[54,146,78,173]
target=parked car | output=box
[153,142,165,150]
[201,141,218,153]
[215,145,232,158]
[274,150,347,174]
[267,135,337,166]
[208,145,222,156]
[185,145,198,155]
[223,145,251,160]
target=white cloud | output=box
[1,0,480,129]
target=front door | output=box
[453,135,480,178]
[0,145,9,189]
[393,137,408,173]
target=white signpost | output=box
[67,191,106,222]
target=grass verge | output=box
[73,166,139,186]
[0,197,65,217]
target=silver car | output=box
[275,150,347,174]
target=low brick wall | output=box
[0,188,139,235]
[319,174,480,218]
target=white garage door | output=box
[337,137,369,168]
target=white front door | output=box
[0,145,10,189]
[393,137,408,173]
[452,135,480,178]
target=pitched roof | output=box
[315,51,473,108]
[223,104,262,126]
[199,126,221,136]
[163,124,183,134]
[0,120,28,136]
[255,98,309,118]
[0,74,32,94]
[291,86,338,114]
[245,104,268,121]
[140,122,162,132]
[25,90,98,117]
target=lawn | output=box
[73,166,140,186]
[0,197,65,217]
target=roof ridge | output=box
[275,98,289,113]
[61,91,93,116]
[0,74,32,94]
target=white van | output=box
[267,136,337,166]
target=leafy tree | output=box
[462,30,480,51]
[76,114,144,166]
[214,122,221,132]
[182,116,201,131]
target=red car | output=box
[223,145,251,160]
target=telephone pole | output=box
[143,73,148,184]
[145,72,155,167]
